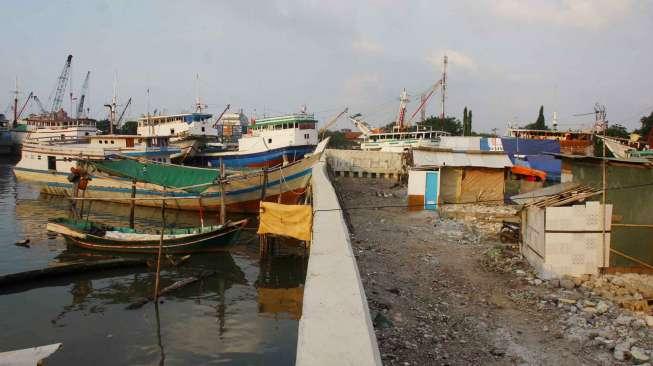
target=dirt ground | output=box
[334,177,625,366]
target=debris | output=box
[14,239,30,247]
[559,278,575,290]
[630,346,650,364]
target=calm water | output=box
[0,157,306,365]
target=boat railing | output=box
[24,135,93,145]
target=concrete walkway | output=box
[296,161,381,366]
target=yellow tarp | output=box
[257,202,312,241]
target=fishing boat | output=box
[23,138,329,213]
[191,110,318,169]
[47,217,247,253]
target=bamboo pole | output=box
[601,126,607,269]
[611,248,653,271]
[612,223,653,228]
[219,160,226,225]
[153,188,167,300]
[129,179,136,229]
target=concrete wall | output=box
[522,202,612,279]
[296,161,382,366]
[325,149,404,178]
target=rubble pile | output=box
[439,204,520,234]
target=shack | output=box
[554,154,653,268]
[409,148,513,207]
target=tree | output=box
[605,124,629,139]
[120,121,138,135]
[420,115,463,135]
[462,107,468,136]
[636,111,653,139]
[468,109,473,135]
[524,105,547,130]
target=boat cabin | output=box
[136,113,215,137]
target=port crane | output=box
[50,55,73,114]
[76,71,91,118]
[318,107,349,139]
[32,95,48,114]
[212,104,232,129]
[347,113,374,137]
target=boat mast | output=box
[13,77,18,127]
[194,73,207,113]
[441,55,447,120]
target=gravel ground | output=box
[334,177,651,366]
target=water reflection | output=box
[0,157,306,365]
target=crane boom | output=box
[76,71,91,118]
[117,97,132,127]
[212,104,231,129]
[33,95,48,114]
[347,113,373,136]
[319,107,348,137]
[16,92,33,120]
[407,79,443,125]
[50,55,73,114]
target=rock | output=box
[560,278,576,290]
[632,318,647,329]
[615,314,634,326]
[645,315,653,327]
[373,312,393,329]
[515,269,526,276]
[614,341,631,361]
[549,278,560,288]
[533,279,543,285]
[595,301,609,315]
[630,346,650,364]
[583,306,598,314]
[558,298,577,305]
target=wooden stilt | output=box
[153,188,167,300]
[129,179,136,229]
[260,168,268,202]
[219,160,226,226]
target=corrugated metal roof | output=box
[413,150,513,168]
[439,136,481,150]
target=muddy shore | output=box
[334,177,652,365]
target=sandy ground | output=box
[334,177,621,366]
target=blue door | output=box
[425,171,439,210]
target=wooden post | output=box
[601,128,607,269]
[153,188,167,300]
[219,160,226,225]
[129,179,136,229]
[260,168,268,202]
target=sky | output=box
[2,0,652,133]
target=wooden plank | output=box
[46,222,87,239]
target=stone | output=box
[549,278,560,288]
[373,312,393,329]
[560,278,576,290]
[533,279,543,285]
[615,314,634,326]
[630,346,650,364]
[583,306,598,314]
[559,298,577,305]
[613,342,631,361]
[645,315,653,327]
[632,318,647,329]
[515,269,526,276]
[595,301,609,315]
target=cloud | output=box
[489,0,636,30]
[427,49,478,73]
[351,38,383,54]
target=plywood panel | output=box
[439,167,462,204]
[459,168,504,204]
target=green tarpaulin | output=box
[92,159,220,193]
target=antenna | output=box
[441,55,447,119]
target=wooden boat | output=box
[19,138,329,213]
[47,217,248,254]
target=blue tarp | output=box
[502,138,561,182]
[500,138,560,159]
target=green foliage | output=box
[462,107,473,136]
[637,111,653,139]
[120,121,138,135]
[419,115,463,136]
[524,105,548,130]
[605,124,630,139]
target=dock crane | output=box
[116,97,132,127]
[50,55,73,114]
[76,71,91,118]
[212,104,232,129]
[14,92,34,124]
[32,95,48,114]
[406,78,444,126]
[347,113,373,137]
[318,107,348,139]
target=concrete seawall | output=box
[326,149,404,179]
[296,160,382,366]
